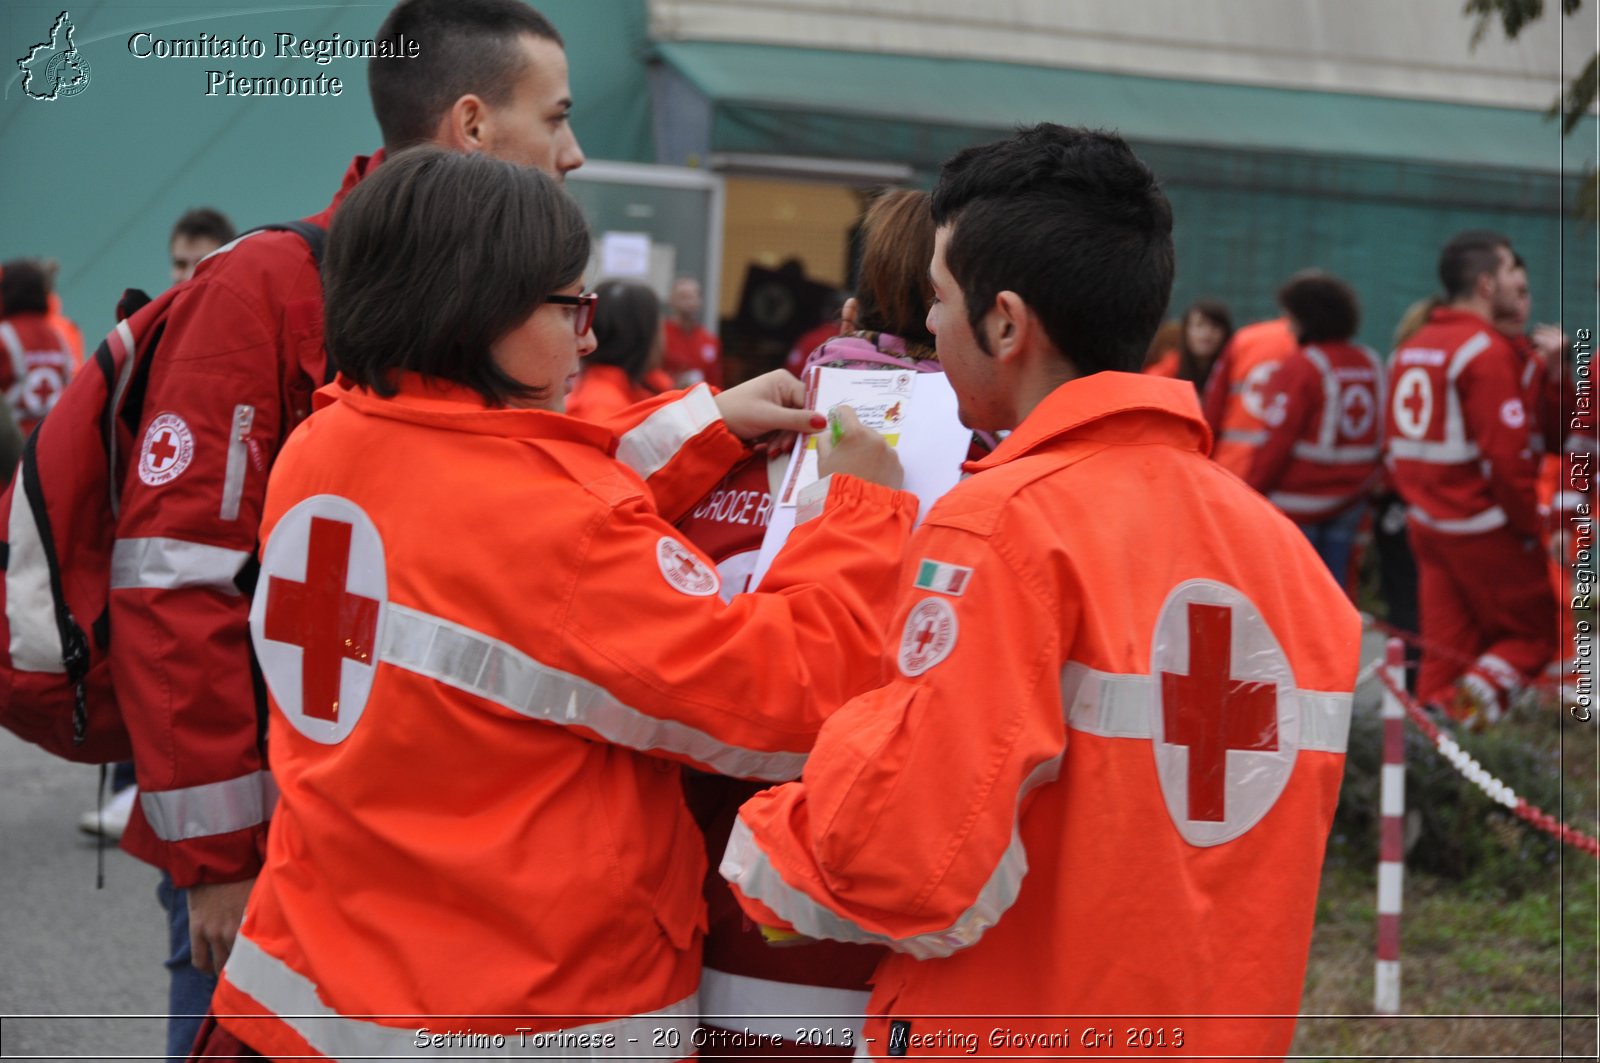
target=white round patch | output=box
[657,537,720,597]
[899,597,959,677]
[19,365,65,418]
[1500,397,1526,429]
[1240,359,1282,421]
[138,413,195,486]
[249,495,388,745]
[1339,382,1376,439]
[1392,368,1433,440]
[1149,579,1300,847]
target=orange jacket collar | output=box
[966,370,1212,472]
[318,371,618,449]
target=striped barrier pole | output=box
[1375,637,1406,1014]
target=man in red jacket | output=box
[1383,230,1556,726]
[109,2,583,1058]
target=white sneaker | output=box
[77,785,137,840]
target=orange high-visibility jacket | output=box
[724,373,1358,1060]
[210,374,917,1061]
[1202,317,1298,476]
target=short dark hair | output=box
[852,189,935,347]
[370,0,563,152]
[323,147,590,405]
[930,124,1174,375]
[588,279,661,384]
[1277,270,1359,344]
[0,259,51,316]
[170,208,236,247]
[1438,229,1511,302]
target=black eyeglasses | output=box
[543,291,598,336]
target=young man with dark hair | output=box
[1246,270,1384,586]
[721,123,1359,1059]
[110,3,589,1059]
[169,208,237,285]
[1384,229,1555,727]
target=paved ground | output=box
[0,730,168,1061]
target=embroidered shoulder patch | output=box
[913,559,973,596]
[656,537,720,597]
[138,413,195,486]
[1499,397,1526,429]
[899,597,958,676]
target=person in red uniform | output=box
[1384,230,1557,727]
[680,189,943,1056]
[565,278,676,420]
[1202,309,1298,476]
[1247,270,1383,588]
[722,124,1358,1060]
[109,3,586,1060]
[663,276,724,387]
[1144,297,1231,392]
[0,259,76,439]
[205,146,914,1062]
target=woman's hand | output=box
[713,370,823,443]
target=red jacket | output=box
[112,154,379,886]
[211,374,916,1059]
[1202,317,1297,476]
[565,363,673,422]
[0,312,76,437]
[1384,307,1539,538]
[724,373,1356,1058]
[1246,340,1385,522]
[664,320,723,388]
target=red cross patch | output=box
[1339,383,1375,439]
[657,537,720,597]
[137,413,195,486]
[1150,580,1299,846]
[1240,359,1282,421]
[20,365,64,418]
[899,597,958,677]
[1392,368,1433,440]
[249,495,388,745]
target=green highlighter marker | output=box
[828,406,846,445]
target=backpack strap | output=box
[243,220,327,266]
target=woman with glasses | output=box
[200,147,914,1061]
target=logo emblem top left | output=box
[250,496,389,745]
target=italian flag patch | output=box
[913,559,972,596]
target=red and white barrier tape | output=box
[1375,638,1406,1014]
[1375,661,1600,859]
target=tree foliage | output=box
[1465,0,1595,218]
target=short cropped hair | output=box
[1438,230,1511,302]
[930,124,1174,375]
[1277,270,1360,344]
[323,147,590,405]
[588,279,661,384]
[170,208,236,247]
[0,259,51,316]
[370,0,563,152]
[852,189,935,347]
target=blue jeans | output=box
[158,873,217,1063]
[1300,504,1365,589]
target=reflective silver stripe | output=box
[225,934,697,1060]
[1304,345,1340,453]
[0,322,27,387]
[1442,332,1490,455]
[109,537,249,595]
[139,770,275,841]
[1220,428,1267,446]
[1292,441,1382,464]
[219,404,255,522]
[1269,491,1348,514]
[1386,436,1481,462]
[615,384,721,482]
[722,757,1058,960]
[5,478,64,672]
[700,969,868,1039]
[106,322,139,518]
[1062,661,1352,753]
[379,603,807,781]
[1409,504,1507,534]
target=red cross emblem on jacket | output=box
[1150,580,1297,846]
[251,496,389,745]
